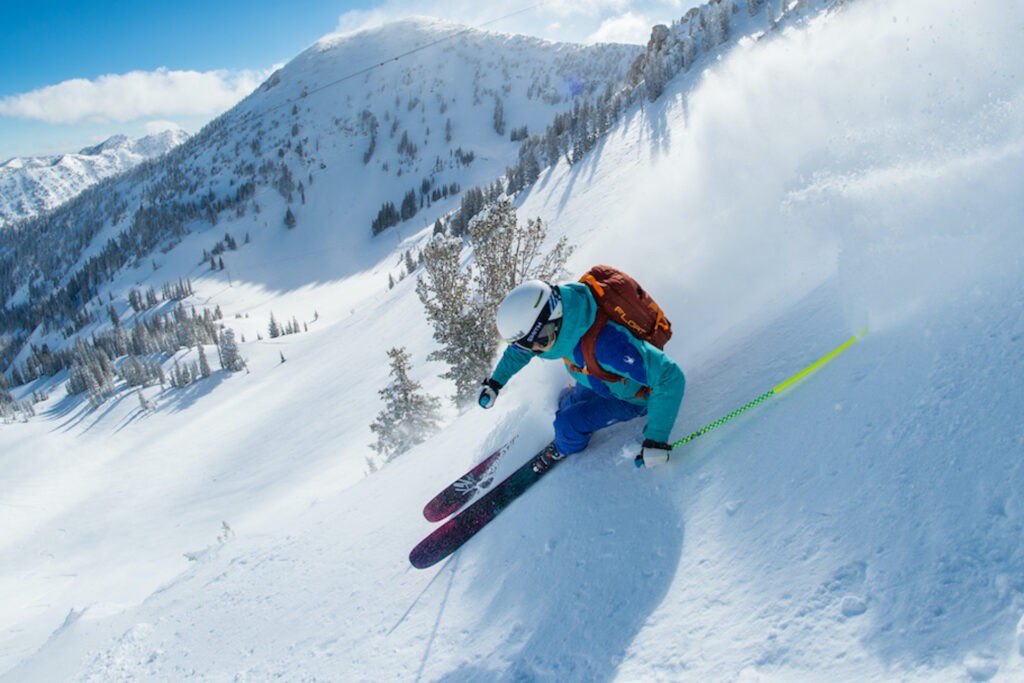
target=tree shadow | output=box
[49,389,135,434]
[45,370,231,435]
[154,371,231,414]
[539,93,675,226]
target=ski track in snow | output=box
[3,1,1024,681]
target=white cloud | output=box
[142,120,185,135]
[332,7,394,36]
[586,11,654,44]
[330,0,691,45]
[0,67,275,125]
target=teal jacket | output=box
[491,282,685,443]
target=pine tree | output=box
[218,328,246,372]
[372,201,400,235]
[369,347,442,462]
[65,339,115,405]
[276,162,295,200]
[400,189,418,221]
[468,199,573,318]
[171,358,192,388]
[416,200,571,407]
[492,96,506,136]
[416,236,490,406]
[198,345,212,379]
[120,354,148,387]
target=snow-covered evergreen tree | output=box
[218,328,246,372]
[700,0,732,50]
[468,199,573,320]
[118,354,148,387]
[417,200,571,406]
[198,345,212,379]
[65,339,116,406]
[369,346,442,462]
[416,235,491,406]
[492,96,506,136]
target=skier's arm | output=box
[638,345,686,443]
[490,344,534,387]
[479,345,534,409]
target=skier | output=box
[478,278,685,472]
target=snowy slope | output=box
[3,0,1024,681]
[0,129,188,227]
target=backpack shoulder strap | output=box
[577,309,624,384]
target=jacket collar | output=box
[537,282,596,359]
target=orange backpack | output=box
[571,265,673,385]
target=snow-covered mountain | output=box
[0,16,640,333]
[2,0,1024,680]
[0,128,189,227]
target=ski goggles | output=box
[511,318,562,352]
[508,284,563,352]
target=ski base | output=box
[410,443,562,569]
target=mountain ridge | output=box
[0,16,643,376]
[0,128,189,227]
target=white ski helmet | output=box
[496,280,563,347]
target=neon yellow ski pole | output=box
[670,328,868,450]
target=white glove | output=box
[635,439,672,468]
[478,377,502,409]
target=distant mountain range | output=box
[0,128,189,227]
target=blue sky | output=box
[0,0,685,160]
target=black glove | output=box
[634,438,672,468]
[478,377,503,409]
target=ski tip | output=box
[422,507,448,523]
[409,547,442,570]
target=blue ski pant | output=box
[553,383,647,455]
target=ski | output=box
[422,439,514,522]
[410,443,563,569]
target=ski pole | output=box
[637,328,868,467]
